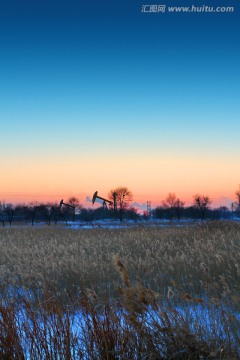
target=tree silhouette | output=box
[108,186,133,221]
[175,198,185,221]
[193,194,211,220]
[67,197,81,222]
[162,193,185,221]
[162,193,177,220]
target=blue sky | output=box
[0,0,240,205]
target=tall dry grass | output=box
[0,221,239,358]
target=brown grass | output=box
[0,221,239,358]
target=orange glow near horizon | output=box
[0,153,239,208]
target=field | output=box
[0,222,240,359]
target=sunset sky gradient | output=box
[0,0,240,209]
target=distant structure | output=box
[92,191,113,209]
[147,201,152,218]
[59,199,75,210]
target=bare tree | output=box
[162,193,177,220]
[108,186,133,221]
[67,197,81,222]
[0,201,5,226]
[162,193,185,221]
[175,198,185,221]
[4,204,17,226]
[193,194,211,220]
[39,202,59,225]
[27,202,40,226]
[162,192,177,220]
[235,189,240,213]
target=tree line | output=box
[0,187,240,226]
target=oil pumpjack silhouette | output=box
[59,199,75,211]
[92,191,113,209]
[92,191,120,220]
[55,199,76,224]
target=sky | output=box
[0,0,240,209]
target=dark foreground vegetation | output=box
[1,278,239,359]
[0,222,240,358]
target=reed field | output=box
[0,222,239,359]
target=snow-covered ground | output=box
[2,218,239,229]
[65,218,199,229]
